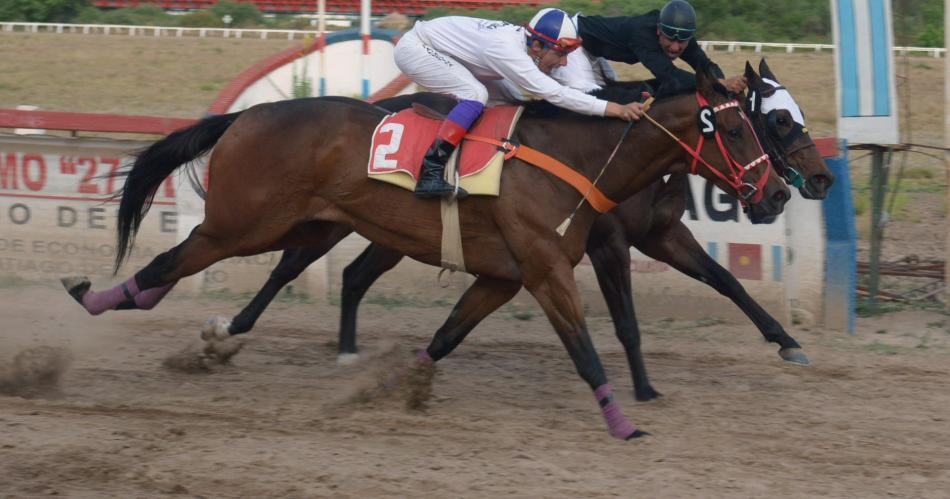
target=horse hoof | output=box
[635,386,663,402]
[337,353,360,366]
[200,316,232,341]
[61,276,91,305]
[779,348,810,366]
[626,430,649,440]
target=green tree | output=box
[0,0,89,22]
[98,5,175,26]
[209,0,264,28]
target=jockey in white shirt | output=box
[394,8,647,199]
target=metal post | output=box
[868,146,889,310]
[360,0,371,99]
[317,0,326,97]
[944,0,950,309]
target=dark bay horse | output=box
[211,59,833,401]
[62,64,788,439]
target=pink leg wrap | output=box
[594,384,639,440]
[82,277,140,315]
[416,350,434,364]
[133,282,176,310]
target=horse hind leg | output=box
[63,225,239,316]
[337,243,405,364]
[217,222,356,341]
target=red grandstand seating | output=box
[92,0,555,15]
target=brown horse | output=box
[211,59,831,402]
[62,64,787,439]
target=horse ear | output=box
[759,58,777,82]
[745,61,759,85]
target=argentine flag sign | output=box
[831,0,900,145]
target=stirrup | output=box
[414,179,467,199]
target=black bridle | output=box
[745,84,813,191]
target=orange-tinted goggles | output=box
[526,25,583,54]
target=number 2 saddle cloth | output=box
[366,105,523,196]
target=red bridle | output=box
[660,93,774,205]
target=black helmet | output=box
[658,0,696,41]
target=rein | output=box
[641,92,773,205]
[464,105,642,236]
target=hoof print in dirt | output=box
[162,339,244,374]
[203,338,245,364]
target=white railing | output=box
[701,40,945,58]
[2,22,947,57]
[0,21,328,40]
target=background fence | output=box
[1,21,946,57]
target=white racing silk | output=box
[400,17,608,116]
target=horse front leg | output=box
[394,276,520,408]
[526,261,646,440]
[636,220,808,365]
[339,243,404,362]
[587,235,661,402]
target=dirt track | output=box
[2,284,949,498]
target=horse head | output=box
[744,58,835,199]
[693,63,789,224]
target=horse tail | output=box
[114,111,241,273]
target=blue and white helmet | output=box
[525,8,582,53]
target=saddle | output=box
[367,105,523,196]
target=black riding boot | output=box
[414,139,468,199]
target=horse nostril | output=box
[812,174,831,189]
[772,190,789,204]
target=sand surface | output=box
[1,284,949,498]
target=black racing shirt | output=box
[577,11,724,93]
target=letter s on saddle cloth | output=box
[367,105,524,197]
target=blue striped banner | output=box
[771,245,783,282]
[837,0,860,117]
[868,0,891,115]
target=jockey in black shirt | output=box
[558,0,747,95]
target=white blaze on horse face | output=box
[372,123,405,170]
[760,78,806,127]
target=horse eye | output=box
[728,127,742,139]
[777,117,789,126]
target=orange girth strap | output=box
[463,135,618,213]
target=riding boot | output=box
[415,139,468,199]
[414,99,484,200]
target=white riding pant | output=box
[394,30,490,104]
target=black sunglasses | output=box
[659,23,695,41]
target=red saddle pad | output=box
[367,105,521,180]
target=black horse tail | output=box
[113,111,241,273]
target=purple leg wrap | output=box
[133,282,176,310]
[445,100,484,130]
[594,384,639,440]
[82,277,140,315]
[416,349,434,364]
